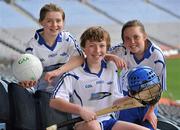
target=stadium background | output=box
[0,0,180,129]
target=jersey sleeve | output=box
[153,50,167,91]
[118,68,129,94]
[108,62,124,100]
[109,44,126,58]
[63,32,83,57]
[25,38,35,55]
[52,72,75,101]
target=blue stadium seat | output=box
[88,0,179,23]
[151,0,180,17]
[15,0,115,26]
[0,1,37,28]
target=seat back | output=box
[8,83,38,130]
[0,123,6,130]
[35,90,72,130]
[8,83,72,130]
[0,80,9,124]
[157,115,180,130]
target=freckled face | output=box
[123,26,147,55]
[84,40,107,64]
[40,11,64,37]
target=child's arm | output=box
[50,98,96,121]
[105,54,127,69]
[143,105,157,130]
[44,56,84,83]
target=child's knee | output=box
[75,120,101,130]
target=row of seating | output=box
[87,0,180,49]
[158,104,180,127]
[1,79,180,130]
[0,80,72,130]
[151,0,180,17]
[88,0,180,23]
[14,0,115,26]
[0,1,38,28]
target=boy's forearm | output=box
[49,98,81,115]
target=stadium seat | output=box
[8,83,38,130]
[0,123,6,130]
[157,116,180,130]
[158,104,180,127]
[0,80,9,129]
[8,83,72,130]
[35,90,72,130]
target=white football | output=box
[12,53,43,81]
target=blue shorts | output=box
[99,118,117,130]
[117,105,158,130]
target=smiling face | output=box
[121,20,149,59]
[84,40,107,65]
[40,11,64,37]
[123,26,147,55]
[39,4,65,38]
[80,26,110,67]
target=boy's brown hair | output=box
[39,3,65,22]
[80,26,111,50]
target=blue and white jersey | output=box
[25,29,83,92]
[52,59,123,113]
[25,28,82,72]
[109,40,166,94]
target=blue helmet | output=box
[127,66,160,95]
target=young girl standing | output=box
[110,20,167,130]
[21,3,83,92]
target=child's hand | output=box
[105,54,127,69]
[44,70,59,84]
[79,107,97,122]
[112,56,127,69]
[19,80,36,88]
[143,106,157,130]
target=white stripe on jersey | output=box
[110,40,167,91]
[52,59,123,112]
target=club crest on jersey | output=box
[96,80,104,84]
[60,52,68,56]
[107,81,113,85]
[48,53,57,58]
[85,84,93,88]
[89,92,111,100]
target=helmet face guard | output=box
[127,66,162,105]
[132,83,162,105]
